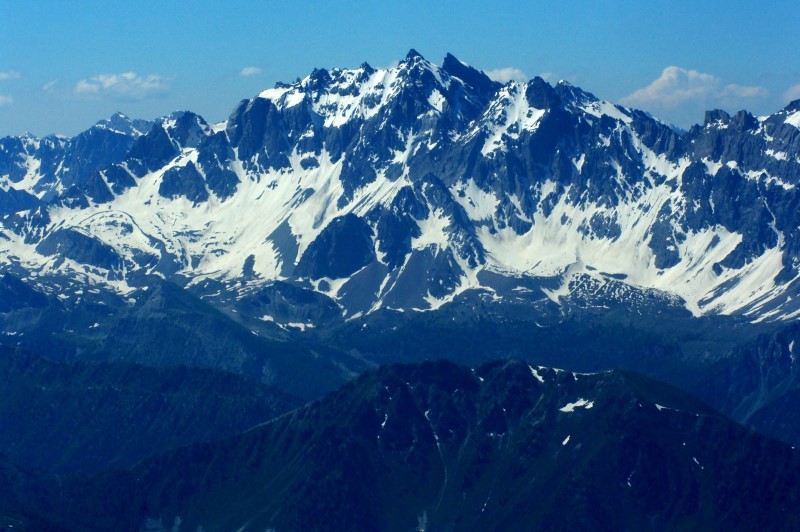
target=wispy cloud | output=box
[42,80,58,92]
[784,84,800,104]
[239,66,262,77]
[485,67,528,83]
[621,66,767,108]
[74,72,171,99]
[620,66,769,126]
[0,95,13,106]
[0,71,21,81]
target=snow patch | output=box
[559,398,594,412]
[529,365,545,383]
[785,111,800,129]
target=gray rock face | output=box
[158,162,209,204]
[296,213,375,279]
[35,228,123,271]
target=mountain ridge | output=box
[0,345,301,475]
[11,359,800,531]
[2,50,800,324]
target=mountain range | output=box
[2,50,800,530]
[2,50,800,325]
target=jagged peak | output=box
[404,48,424,61]
[94,111,131,127]
[165,110,195,120]
[396,49,443,80]
[359,62,375,75]
[442,52,466,69]
[551,82,638,124]
[255,51,456,111]
[554,80,599,104]
[154,111,210,149]
[783,99,800,113]
[704,109,731,126]
[258,60,384,104]
[308,67,331,82]
[525,76,561,109]
[398,51,436,72]
[158,110,208,129]
[732,109,758,130]
[442,52,499,97]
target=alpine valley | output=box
[2,50,800,530]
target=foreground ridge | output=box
[10,359,800,531]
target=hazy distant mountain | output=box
[0,346,300,475]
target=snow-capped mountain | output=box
[2,50,800,323]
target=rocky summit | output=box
[1,51,800,325]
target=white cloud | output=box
[621,66,767,108]
[784,84,800,104]
[485,67,528,83]
[239,66,262,77]
[0,71,21,81]
[74,72,171,99]
[719,83,769,99]
[42,80,58,92]
[0,95,13,106]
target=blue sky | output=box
[1,1,798,136]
